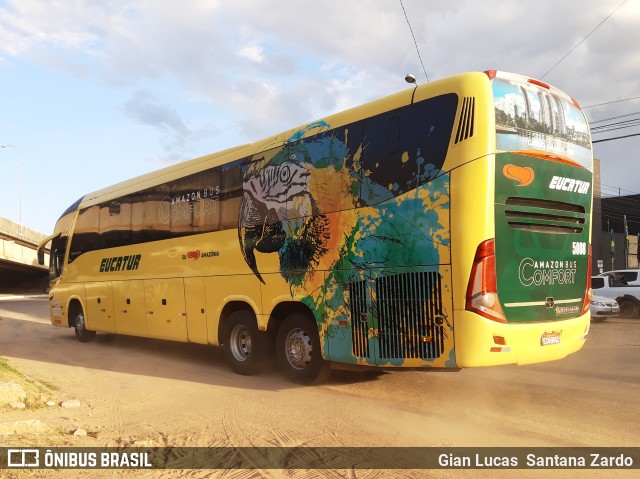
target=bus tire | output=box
[617,298,638,319]
[73,306,95,343]
[223,310,266,376]
[276,313,328,384]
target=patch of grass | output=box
[0,357,23,376]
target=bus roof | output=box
[75,71,546,210]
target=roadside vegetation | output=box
[0,356,58,409]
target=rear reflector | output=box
[490,346,512,353]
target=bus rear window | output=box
[492,76,592,170]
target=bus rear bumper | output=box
[453,310,590,367]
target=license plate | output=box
[541,332,561,346]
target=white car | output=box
[589,295,620,322]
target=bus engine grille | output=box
[504,197,586,234]
[348,271,446,360]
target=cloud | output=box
[1,0,639,190]
[0,0,103,57]
[237,45,264,63]
[123,90,215,160]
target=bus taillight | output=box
[581,244,593,315]
[465,239,507,323]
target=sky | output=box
[1,0,639,235]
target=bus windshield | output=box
[492,74,592,170]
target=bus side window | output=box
[68,206,99,263]
[387,116,401,154]
[130,187,171,242]
[192,168,221,232]
[290,121,365,215]
[220,161,244,230]
[99,201,132,248]
[361,94,458,206]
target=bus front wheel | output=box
[223,310,266,375]
[276,313,328,384]
[73,307,95,343]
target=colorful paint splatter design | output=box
[238,95,457,367]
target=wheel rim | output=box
[76,313,85,333]
[229,324,252,362]
[284,327,312,370]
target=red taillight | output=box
[528,78,550,89]
[572,98,581,109]
[465,239,507,323]
[581,244,593,315]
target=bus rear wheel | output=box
[223,310,266,375]
[73,307,95,343]
[276,313,328,384]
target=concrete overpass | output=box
[0,218,49,291]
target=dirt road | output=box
[1,297,639,478]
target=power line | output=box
[601,183,640,196]
[592,122,640,133]
[591,117,640,133]
[592,132,640,143]
[399,0,429,83]
[540,0,628,79]
[589,109,640,136]
[590,111,640,125]
[592,121,640,134]
[583,95,640,109]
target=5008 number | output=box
[572,242,587,255]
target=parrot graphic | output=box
[238,136,353,285]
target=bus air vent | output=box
[454,97,475,144]
[504,197,586,234]
[348,279,370,358]
[348,271,446,360]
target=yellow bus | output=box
[38,70,593,383]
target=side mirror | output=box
[36,233,60,267]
